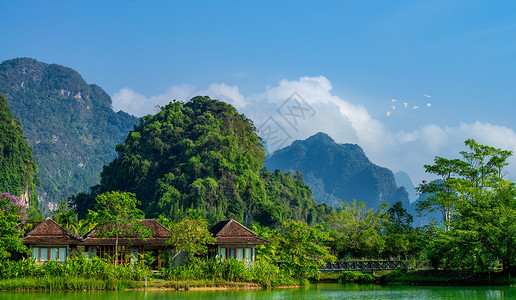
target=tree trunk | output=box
[115,233,119,266]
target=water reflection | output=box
[1,284,515,300]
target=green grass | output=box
[0,276,144,291]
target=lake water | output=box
[1,283,515,299]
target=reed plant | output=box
[0,251,152,290]
[161,257,300,288]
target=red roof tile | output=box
[23,218,82,245]
[209,219,269,245]
[81,219,170,246]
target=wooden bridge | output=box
[320,260,407,272]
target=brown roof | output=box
[209,219,269,245]
[23,218,82,245]
[81,219,170,246]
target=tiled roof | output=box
[23,218,82,245]
[81,219,170,246]
[209,219,269,245]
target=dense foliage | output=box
[76,96,331,227]
[159,212,215,259]
[265,132,410,209]
[88,192,150,265]
[0,254,151,290]
[0,193,28,258]
[0,93,39,211]
[0,58,138,212]
[161,257,300,288]
[417,139,516,272]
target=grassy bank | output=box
[0,276,144,291]
[384,269,516,286]
[0,276,302,291]
[0,256,306,291]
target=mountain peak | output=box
[265,132,409,209]
[307,132,335,143]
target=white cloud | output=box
[111,76,516,185]
[111,85,196,116]
[199,83,247,108]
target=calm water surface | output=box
[1,283,516,299]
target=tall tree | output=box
[275,220,335,279]
[161,210,215,261]
[0,193,28,258]
[417,139,512,231]
[88,191,150,265]
[51,200,78,234]
[329,200,388,258]
[418,140,516,271]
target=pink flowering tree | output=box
[0,192,28,259]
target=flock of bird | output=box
[386,94,432,117]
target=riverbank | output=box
[0,276,304,291]
[383,270,516,286]
[317,269,516,286]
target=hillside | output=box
[0,92,39,213]
[0,58,138,212]
[72,96,333,227]
[265,132,410,209]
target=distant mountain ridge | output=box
[0,58,138,212]
[265,132,410,209]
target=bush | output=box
[161,257,301,288]
[339,271,375,283]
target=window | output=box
[31,247,67,262]
[219,247,253,262]
[96,245,130,264]
[245,248,252,261]
[229,248,236,259]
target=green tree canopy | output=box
[329,200,388,258]
[275,220,335,279]
[87,191,150,265]
[0,193,28,258]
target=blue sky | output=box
[2,0,516,186]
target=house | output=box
[81,219,170,267]
[208,219,269,263]
[23,218,82,263]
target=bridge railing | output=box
[320,260,407,272]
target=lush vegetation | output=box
[0,93,39,214]
[72,96,332,227]
[416,139,516,272]
[0,193,28,259]
[0,58,138,213]
[88,192,151,265]
[0,254,151,290]
[265,132,410,209]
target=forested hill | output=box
[0,58,138,212]
[0,92,39,212]
[265,132,410,209]
[72,96,333,227]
